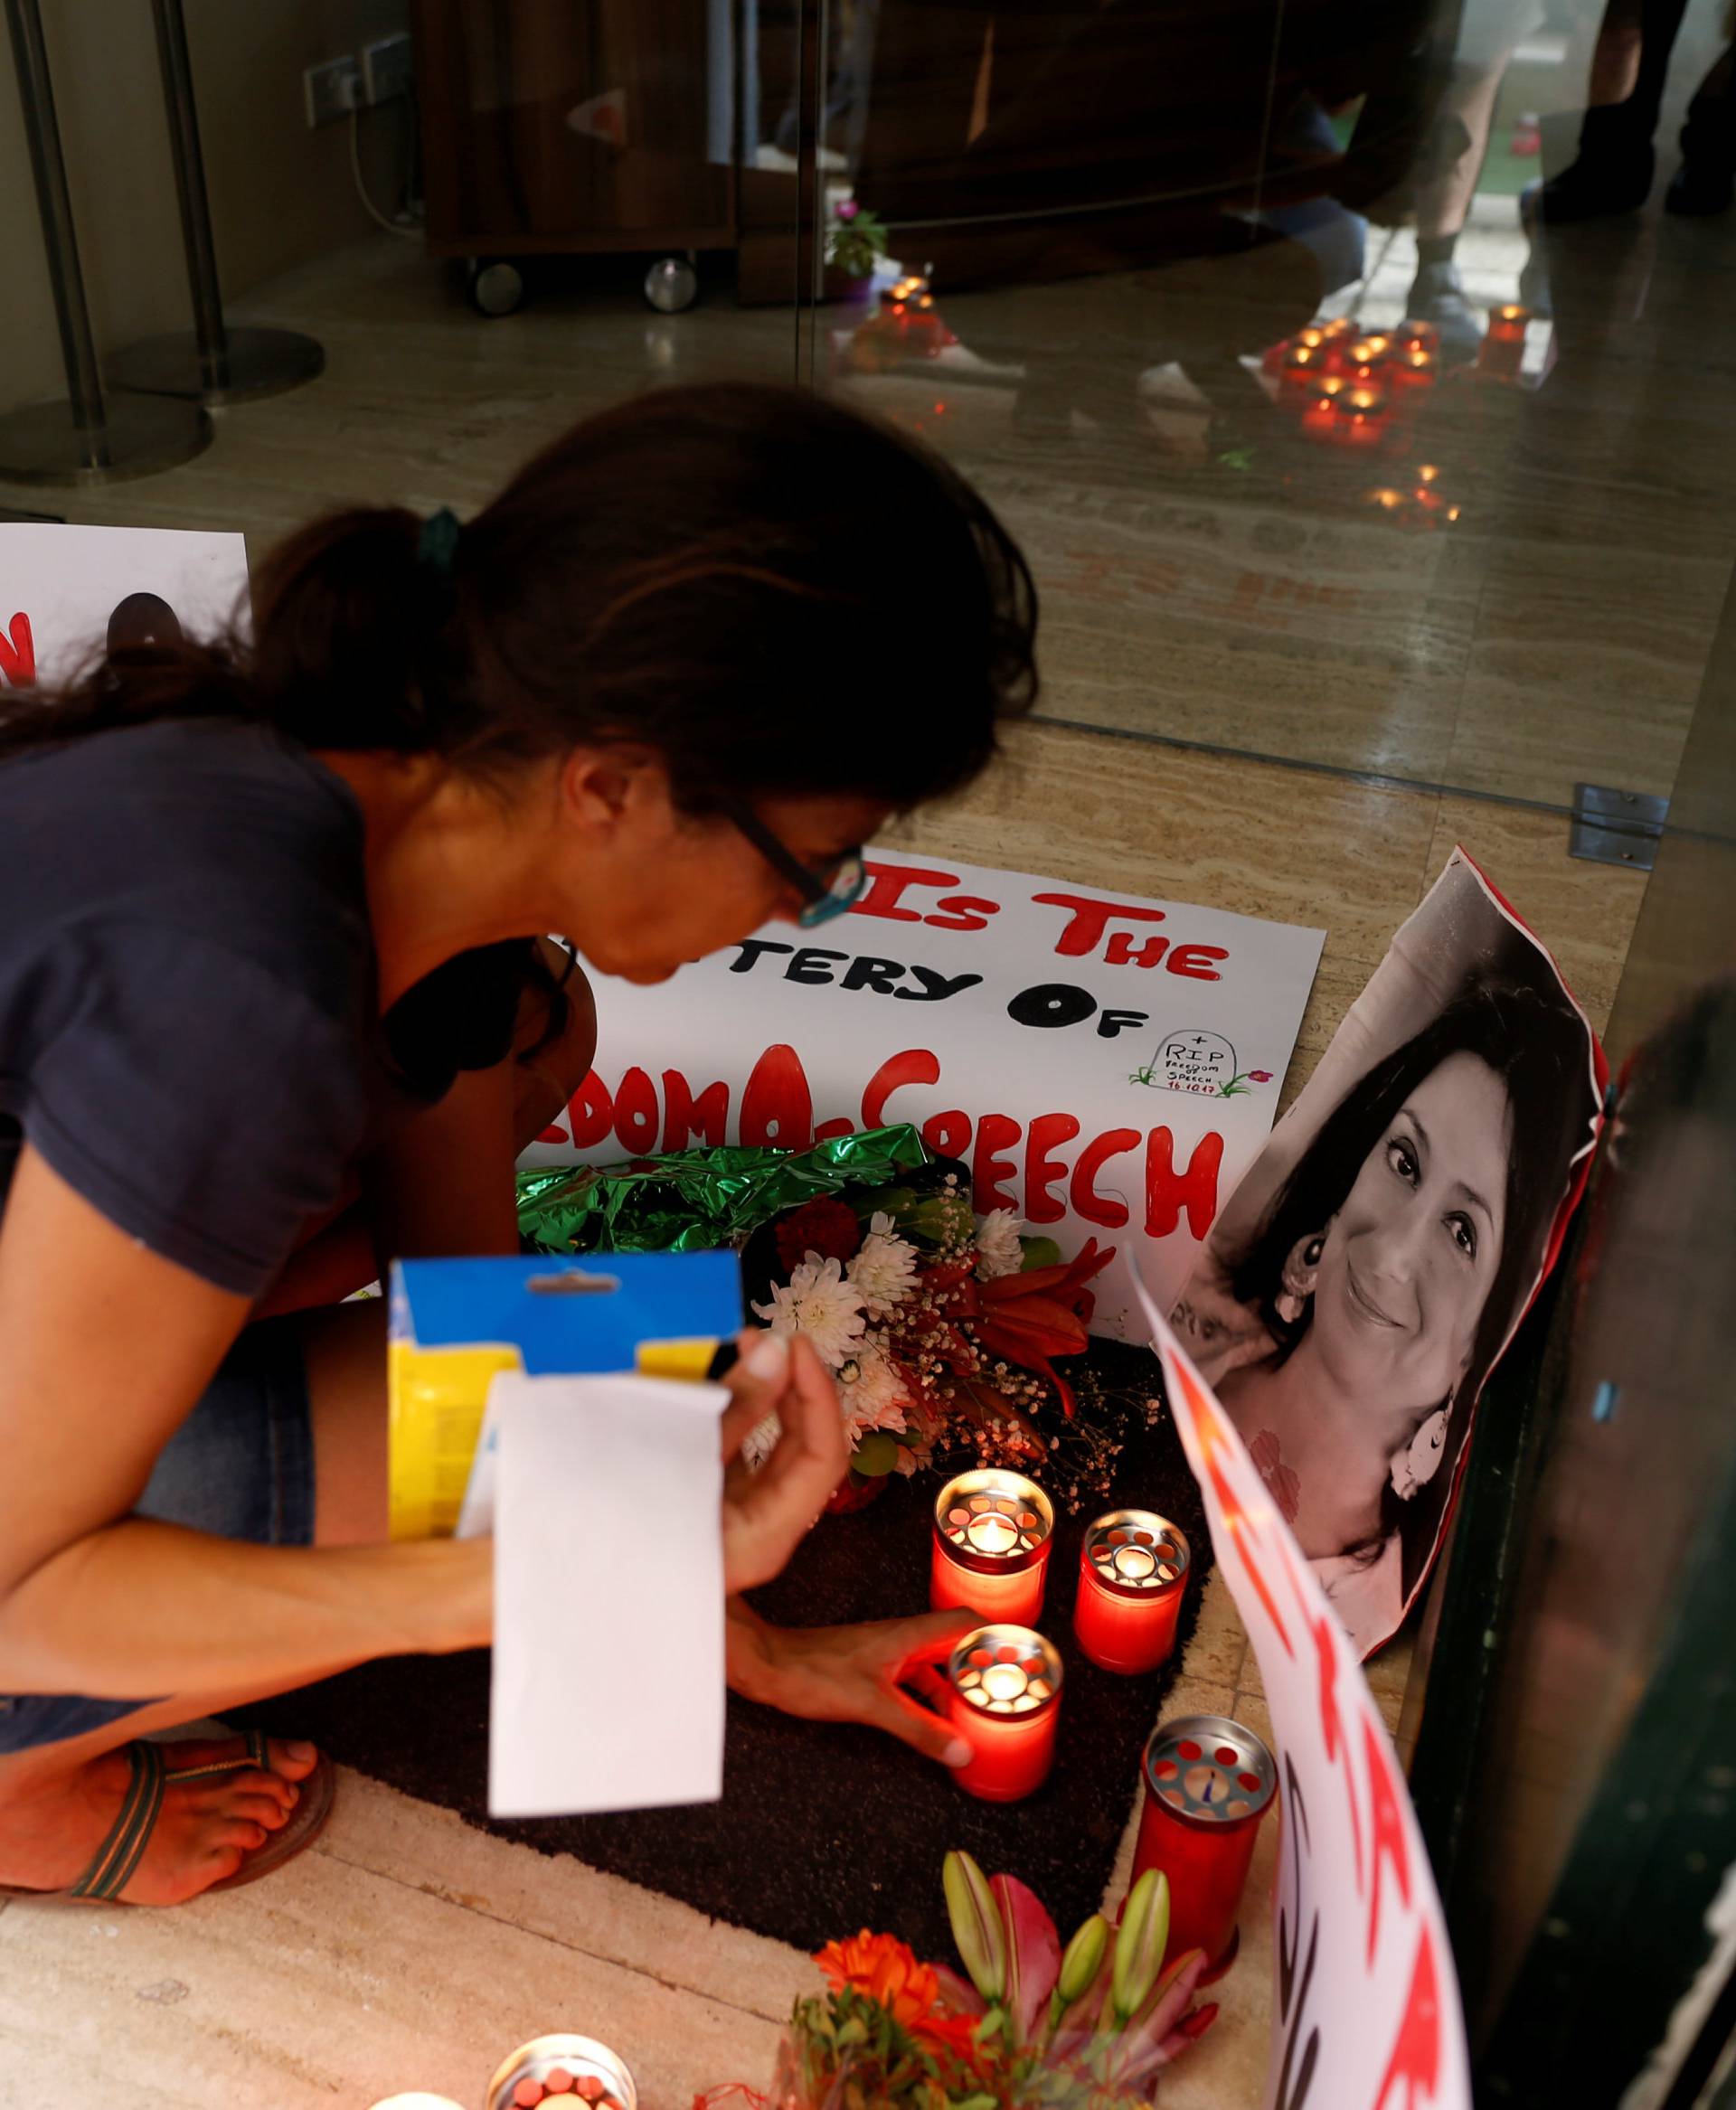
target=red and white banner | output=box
[1142,1286,1472,2110]
[532,849,1324,1339]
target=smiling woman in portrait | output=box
[1173,975,1598,1655]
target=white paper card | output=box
[488,1371,728,1818]
[0,523,250,690]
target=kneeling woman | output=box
[0,384,1035,1903]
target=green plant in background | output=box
[826,196,890,281]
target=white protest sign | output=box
[531,849,1323,1339]
[1141,1286,1471,2110]
[0,523,250,692]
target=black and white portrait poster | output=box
[1170,850,1606,1658]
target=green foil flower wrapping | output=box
[516,1125,932,1256]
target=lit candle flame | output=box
[967,1513,1019,1556]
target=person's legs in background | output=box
[1402,0,1550,353]
[1531,0,1734,220]
[1669,36,1736,212]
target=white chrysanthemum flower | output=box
[835,1342,910,1437]
[750,1253,867,1370]
[976,1208,1026,1280]
[846,1211,920,1317]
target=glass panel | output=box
[807,0,1736,815]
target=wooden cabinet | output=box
[411,0,738,258]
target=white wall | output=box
[0,0,410,415]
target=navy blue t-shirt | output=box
[0,717,528,1296]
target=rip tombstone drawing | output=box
[1133,1029,1240,1096]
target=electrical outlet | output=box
[361,32,414,106]
[303,54,362,128]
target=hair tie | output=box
[417,506,462,577]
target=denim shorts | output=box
[0,1316,316,1755]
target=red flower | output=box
[1249,1069,1274,1083]
[775,1197,862,1273]
[910,2007,990,2066]
[972,1241,1115,1418]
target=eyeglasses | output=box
[723,797,868,928]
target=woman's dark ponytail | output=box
[247,504,473,754]
[0,503,460,760]
[0,382,1037,807]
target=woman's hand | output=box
[726,1595,980,1766]
[717,1330,848,1595]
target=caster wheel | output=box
[644,255,699,314]
[467,258,525,317]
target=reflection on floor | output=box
[0,226,1658,2104]
[833,173,1736,810]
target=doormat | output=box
[238,1345,1209,1959]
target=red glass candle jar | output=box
[1263,326,1323,375]
[1131,1715,1277,1983]
[1479,304,1529,381]
[1335,386,1390,446]
[1301,375,1347,438]
[1073,1510,1190,1674]
[1342,334,1392,385]
[1397,317,1440,354]
[1316,316,1356,370]
[1389,347,1438,390]
[947,1625,1063,1802]
[930,1468,1053,1625]
[1280,342,1327,393]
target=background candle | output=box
[1131,1715,1276,1983]
[1398,318,1441,353]
[1390,347,1437,389]
[930,1468,1054,1624]
[947,1624,1063,1801]
[1335,387,1389,446]
[1301,375,1346,438]
[1073,1509,1190,1673]
[1342,340,1389,384]
[1280,343,1326,392]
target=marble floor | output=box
[0,188,1675,2104]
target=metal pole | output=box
[106,0,325,406]
[149,0,229,395]
[0,0,211,483]
[4,0,106,451]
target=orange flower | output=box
[815,1930,939,2030]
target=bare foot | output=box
[0,1734,321,1904]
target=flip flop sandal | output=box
[0,1728,336,1904]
